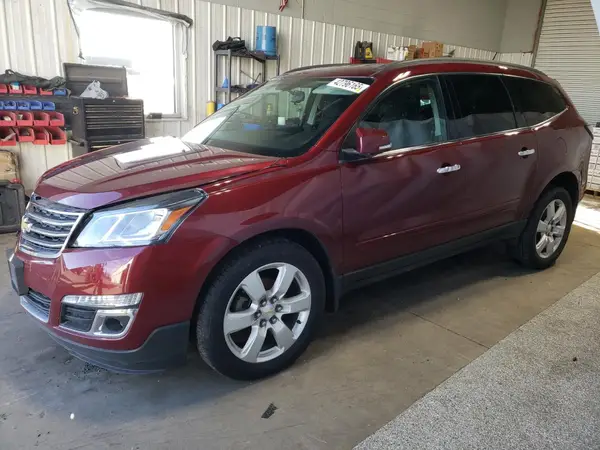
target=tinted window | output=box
[351,77,447,150]
[503,77,566,126]
[446,74,517,138]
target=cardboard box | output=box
[405,45,418,60]
[0,150,18,182]
[423,41,444,58]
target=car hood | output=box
[35,137,280,209]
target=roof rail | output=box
[284,63,350,74]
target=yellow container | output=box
[206,101,216,116]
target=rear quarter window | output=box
[502,77,567,127]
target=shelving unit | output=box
[215,49,281,104]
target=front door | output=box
[340,76,476,273]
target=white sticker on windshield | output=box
[326,78,370,94]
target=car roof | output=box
[284,58,548,82]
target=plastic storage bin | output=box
[39,88,53,96]
[29,101,42,110]
[8,83,22,94]
[42,101,55,111]
[16,112,33,127]
[16,127,34,142]
[3,101,16,110]
[32,112,49,126]
[47,127,66,145]
[0,112,17,127]
[17,101,30,110]
[48,111,65,127]
[23,85,37,95]
[32,127,49,145]
[0,128,17,146]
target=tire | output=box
[511,187,574,270]
[196,238,325,380]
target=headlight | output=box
[73,189,207,248]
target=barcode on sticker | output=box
[327,78,370,94]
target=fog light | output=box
[62,293,142,308]
[90,308,137,339]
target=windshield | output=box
[182,77,373,157]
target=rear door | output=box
[443,74,538,230]
[502,76,570,214]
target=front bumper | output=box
[42,320,190,373]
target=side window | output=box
[446,74,517,138]
[503,77,567,126]
[354,77,448,150]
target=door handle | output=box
[437,164,461,174]
[518,148,536,157]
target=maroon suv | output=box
[8,59,591,379]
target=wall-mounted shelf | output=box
[214,49,281,104]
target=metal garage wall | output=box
[0,0,533,193]
[535,0,600,124]
[152,1,532,137]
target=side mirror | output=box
[356,128,391,156]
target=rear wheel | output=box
[512,187,574,269]
[196,239,325,380]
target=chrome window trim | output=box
[341,70,569,160]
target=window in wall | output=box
[77,9,185,117]
[502,77,567,127]
[354,77,447,150]
[445,74,516,138]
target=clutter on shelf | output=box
[211,27,281,109]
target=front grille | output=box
[25,290,51,320]
[61,304,96,332]
[18,195,86,258]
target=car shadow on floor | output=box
[307,241,535,356]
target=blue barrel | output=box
[256,26,277,56]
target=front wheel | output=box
[196,239,325,380]
[511,187,574,269]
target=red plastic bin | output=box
[0,128,17,146]
[32,127,49,145]
[39,88,53,96]
[16,112,33,127]
[47,127,66,145]
[0,84,7,94]
[16,127,34,143]
[0,112,17,127]
[48,111,65,127]
[23,85,37,95]
[33,112,49,126]
[8,83,22,94]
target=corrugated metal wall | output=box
[535,0,600,125]
[167,1,532,138]
[0,0,532,191]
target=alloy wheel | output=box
[535,198,567,259]
[223,262,312,363]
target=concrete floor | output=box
[355,270,600,450]
[2,202,600,449]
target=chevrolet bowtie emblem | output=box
[21,217,33,233]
